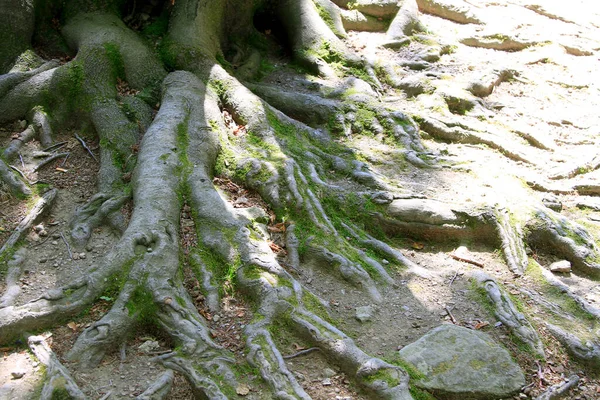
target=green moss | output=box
[384,354,425,381]
[103,43,125,80]
[142,10,170,38]
[314,3,337,34]
[363,369,400,387]
[49,377,71,400]
[409,387,437,400]
[126,286,159,327]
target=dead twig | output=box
[282,347,320,359]
[42,141,68,152]
[60,231,73,259]
[448,270,460,286]
[60,152,70,167]
[9,165,28,181]
[33,152,69,172]
[444,306,457,324]
[535,375,579,400]
[450,252,484,268]
[75,134,98,162]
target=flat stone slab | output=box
[399,324,525,399]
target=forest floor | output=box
[1,0,600,399]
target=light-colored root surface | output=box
[472,271,545,358]
[0,189,56,255]
[28,334,87,400]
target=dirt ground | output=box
[1,0,600,399]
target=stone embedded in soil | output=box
[398,324,525,399]
[355,305,374,322]
[549,260,572,273]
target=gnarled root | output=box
[472,271,545,358]
[28,334,87,400]
[526,207,600,278]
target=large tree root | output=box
[1,1,599,398]
[0,188,56,256]
[472,271,545,358]
[28,334,87,400]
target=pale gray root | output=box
[33,152,69,172]
[136,370,174,400]
[418,116,534,164]
[466,69,515,98]
[0,188,56,256]
[277,0,363,75]
[0,59,60,99]
[313,0,348,37]
[190,252,220,313]
[493,207,528,276]
[285,224,301,270]
[525,178,573,195]
[0,157,30,197]
[336,0,400,18]
[245,328,311,400]
[377,198,492,242]
[289,309,412,399]
[385,0,426,44]
[28,334,87,400]
[0,248,28,308]
[66,284,137,368]
[0,66,60,124]
[518,287,576,322]
[535,375,580,400]
[246,83,342,126]
[548,155,600,180]
[69,192,130,248]
[62,12,166,191]
[460,35,537,51]
[31,107,54,147]
[538,266,600,320]
[179,69,414,398]
[341,9,390,32]
[472,271,545,358]
[545,324,600,365]
[416,0,483,24]
[575,183,600,196]
[377,199,533,275]
[3,124,36,160]
[526,207,600,277]
[306,246,383,301]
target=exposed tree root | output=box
[0,188,56,256]
[28,334,87,400]
[472,271,545,358]
[535,374,580,400]
[1,0,599,398]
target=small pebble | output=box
[322,378,332,386]
[79,252,86,259]
[52,241,58,245]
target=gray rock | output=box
[323,368,336,378]
[355,305,374,322]
[398,324,525,399]
[549,260,571,273]
[138,340,160,354]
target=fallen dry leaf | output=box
[67,322,78,331]
[474,321,489,330]
[411,242,424,250]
